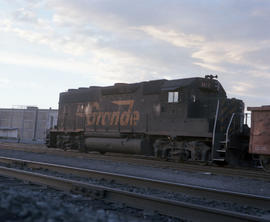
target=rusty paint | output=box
[247,106,270,155]
[77,100,140,127]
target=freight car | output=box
[248,106,270,171]
[47,75,250,165]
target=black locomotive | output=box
[47,75,249,165]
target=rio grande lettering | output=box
[76,100,140,127]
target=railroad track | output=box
[0,142,269,181]
[0,156,269,222]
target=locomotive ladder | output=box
[213,113,236,163]
[212,99,236,163]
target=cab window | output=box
[168,92,178,103]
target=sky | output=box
[0,0,270,109]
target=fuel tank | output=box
[84,137,145,154]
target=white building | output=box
[0,106,58,144]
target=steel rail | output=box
[0,166,268,222]
[0,156,269,211]
[0,143,269,181]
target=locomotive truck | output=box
[47,75,250,165]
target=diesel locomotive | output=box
[47,75,250,165]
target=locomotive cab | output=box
[154,76,245,164]
[158,76,226,137]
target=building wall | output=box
[0,128,18,138]
[0,107,58,144]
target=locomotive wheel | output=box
[260,157,270,172]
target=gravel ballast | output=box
[3,162,269,217]
[0,176,182,222]
[1,145,270,221]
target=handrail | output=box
[211,100,220,161]
[225,113,235,150]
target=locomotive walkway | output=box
[0,156,269,222]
